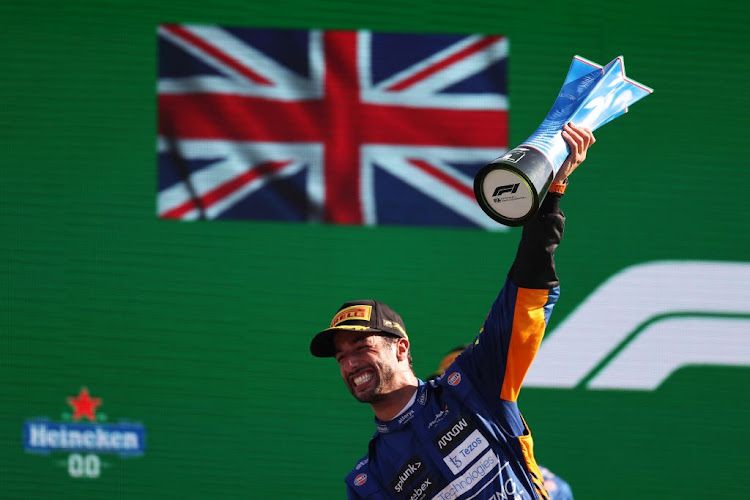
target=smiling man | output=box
[329,303,417,415]
[311,123,594,500]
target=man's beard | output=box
[348,359,396,404]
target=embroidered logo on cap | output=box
[383,318,407,336]
[331,305,372,327]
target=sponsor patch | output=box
[356,457,369,470]
[447,372,461,386]
[397,409,416,426]
[388,455,424,494]
[331,305,372,327]
[433,415,474,453]
[442,429,490,474]
[406,475,439,500]
[354,473,368,486]
[432,450,501,500]
[427,406,450,429]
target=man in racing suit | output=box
[310,122,595,500]
[427,346,574,500]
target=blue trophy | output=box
[474,55,653,226]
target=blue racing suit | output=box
[346,193,566,500]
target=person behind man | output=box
[427,346,574,500]
[310,123,595,499]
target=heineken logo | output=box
[526,261,750,391]
[22,387,146,478]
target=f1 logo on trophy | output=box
[474,55,653,226]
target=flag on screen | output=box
[157,25,509,229]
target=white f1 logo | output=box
[525,261,750,391]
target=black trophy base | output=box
[473,146,554,226]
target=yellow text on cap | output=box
[330,305,372,328]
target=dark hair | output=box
[380,335,414,371]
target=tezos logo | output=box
[447,372,461,386]
[22,387,146,479]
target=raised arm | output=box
[455,123,595,406]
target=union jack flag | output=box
[157,25,509,229]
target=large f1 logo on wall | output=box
[526,261,750,391]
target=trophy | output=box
[474,55,653,226]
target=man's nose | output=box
[342,356,359,371]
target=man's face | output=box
[333,332,398,404]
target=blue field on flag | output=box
[157,25,509,229]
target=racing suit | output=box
[346,193,565,500]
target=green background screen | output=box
[2,1,749,498]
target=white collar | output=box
[391,387,418,420]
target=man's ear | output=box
[396,338,410,361]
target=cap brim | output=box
[309,325,384,358]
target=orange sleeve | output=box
[500,287,551,401]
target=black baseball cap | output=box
[310,300,408,358]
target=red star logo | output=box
[67,387,102,422]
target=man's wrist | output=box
[549,177,568,195]
[539,189,563,214]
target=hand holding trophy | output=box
[474,55,653,226]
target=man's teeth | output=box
[353,372,373,387]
